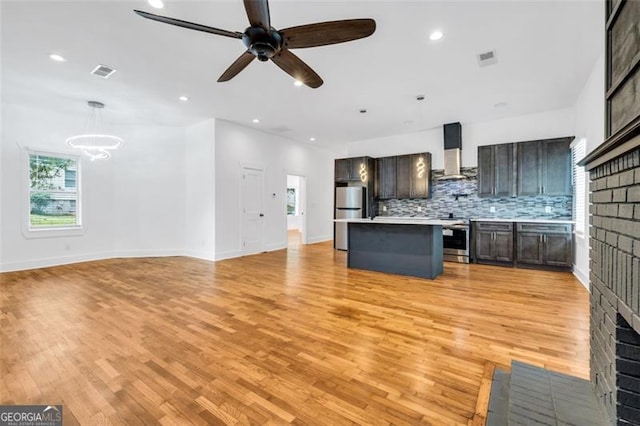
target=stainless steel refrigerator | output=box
[334,186,366,250]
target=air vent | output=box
[91,64,117,79]
[477,50,497,67]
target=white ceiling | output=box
[2,1,603,149]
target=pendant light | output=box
[66,100,123,161]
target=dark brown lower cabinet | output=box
[474,222,514,265]
[515,223,573,269]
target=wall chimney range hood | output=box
[438,122,466,180]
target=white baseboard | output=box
[215,250,243,261]
[265,242,286,252]
[183,250,216,261]
[0,251,112,273]
[1,249,190,273]
[0,237,335,272]
[114,249,185,258]
[307,234,332,244]
[572,264,589,290]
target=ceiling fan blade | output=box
[271,50,323,89]
[134,10,243,39]
[243,0,271,29]
[218,51,256,82]
[280,19,376,49]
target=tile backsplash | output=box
[377,167,572,219]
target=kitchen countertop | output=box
[335,217,574,224]
[334,217,459,225]
[470,218,574,224]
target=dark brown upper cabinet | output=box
[408,153,431,198]
[395,155,412,198]
[477,143,515,197]
[375,153,431,199]
[516,137,573,196]
[335,157,373,183]
[375,156,397,199]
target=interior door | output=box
[241,167,264,255]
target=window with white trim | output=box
[29,152,81,229]
[571,138,587,235]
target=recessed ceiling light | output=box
[494,102,508,108]
[309,137,316,142]
[179,96,189,102]
[147,0,164,9]
[49,54,66,62]
[429,31,443,41]
[252,118,260,123]
[294,80,303,87]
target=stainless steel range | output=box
[441,219,470,263]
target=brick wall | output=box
[589,147,640,423]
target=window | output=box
[64,169,76,189]
[571,138,587,235]
[29,152,80,229]
[287,188,297,215]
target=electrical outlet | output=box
[417,206,422,212]
[490,206,496,213]
[382,205,387,212]
[545,206,553,213]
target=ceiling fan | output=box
[134,0,376,89]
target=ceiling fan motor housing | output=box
[243,26,282,61]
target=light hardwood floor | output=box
[0,242,589,425]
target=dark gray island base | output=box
[347,222,443,279]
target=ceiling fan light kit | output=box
[134,0,376,88]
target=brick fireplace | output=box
[587,146,640,423]
[582,0,640,421]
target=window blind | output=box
[571,139,587,234]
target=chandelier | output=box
[66,101,123,161]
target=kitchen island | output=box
[335,218,451,279]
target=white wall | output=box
[572,52,606,289]
[0,104,187,271]
[214,120,334,260]
[112,125,186,257]
[185,119,216,260]
[347,107,575,168]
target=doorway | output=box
[286,174,307,248]
[241,166,265,255]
